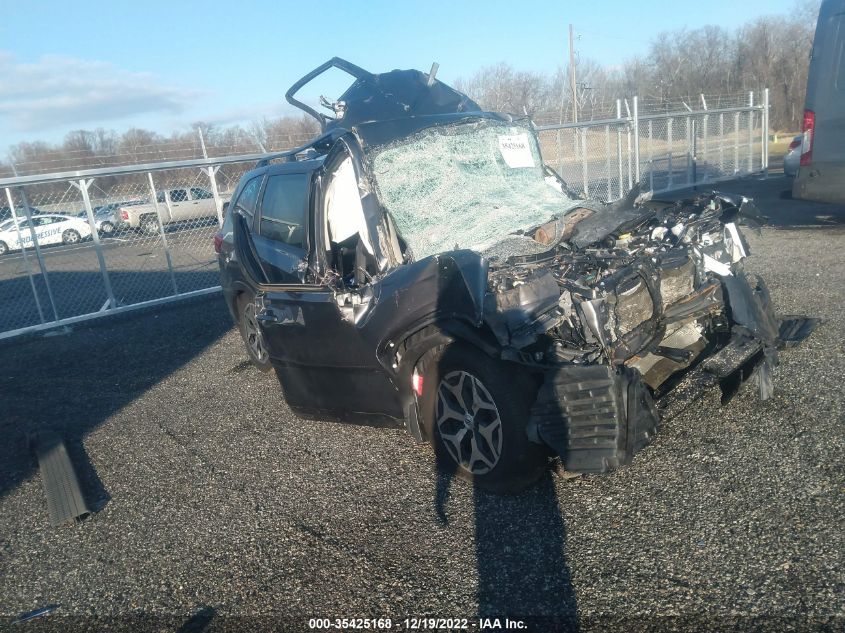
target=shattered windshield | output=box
[369,120,579,259]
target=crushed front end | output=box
[481,192,819,474]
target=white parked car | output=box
[0,214,92,255]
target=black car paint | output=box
[219,110,507,426]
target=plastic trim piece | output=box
[31,432,90,526]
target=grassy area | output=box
[769,131,800,159]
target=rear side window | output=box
[170,189,188,203]
[234,175,263,217]
[259,174,309,248]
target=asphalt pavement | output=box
[0,180,842,632]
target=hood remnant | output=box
[286,57,481,131]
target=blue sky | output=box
[0,0,800,152]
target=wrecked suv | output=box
[216,58,817,492]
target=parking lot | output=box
[0,221,219,333]
[0,177,843,631]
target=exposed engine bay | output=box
[484,190,757,381]
[479,190,818,472]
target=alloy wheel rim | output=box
[243,303,267,363]
[435,370,503,475]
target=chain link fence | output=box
[0,154,273,339]
[0,91,769,340]
[537,91,769,201]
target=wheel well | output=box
[398,323,499,379]
[392,322,502,438]
[233,289,246,314]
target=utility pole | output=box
[569,23,577,123]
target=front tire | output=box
[99,221,114,235]
[0,241,8,255]
[62,229,81,245]
[236,293,272,372]
[418,344,547,493]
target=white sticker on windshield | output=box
[498,134,535,168]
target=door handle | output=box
[256,308,280,323]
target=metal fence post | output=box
[686,116,693,185]
[747,91,755,173]
[147,172,179,295]
[581,125,589,197]
[616,99,624,199]
[719,113,725,174]
[74,178,117,310]
[4,187,45,323]
[632,96,640,185]
[624,99,633,190]
[762,88,770,178]
[18,186,59,321]
[205,166,224,227]
[701,95,710,182]
[556,129,562,175]
[734,112,740,173]
[648,119,654,192]
[668,117,674,189]
[604,125,611,200]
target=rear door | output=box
[248,161,402,418]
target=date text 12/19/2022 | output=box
[308,617,528,630]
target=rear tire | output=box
[99,221,114,235]
[62,229,81,245]
[236,293,272,372]
[0,241,7,255]
[418,344,547,494]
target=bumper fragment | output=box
[528,365,659,474]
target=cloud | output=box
[0,52,199,132]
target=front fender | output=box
[361,250,492,374]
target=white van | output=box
[793,0,845,203]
